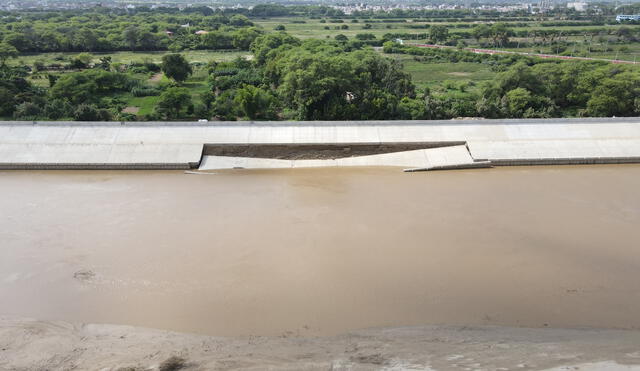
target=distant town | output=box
[1,0,639,18]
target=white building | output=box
[616,14,640,22]
[567,2,588,11]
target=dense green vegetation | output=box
[0,9,261,53]
[1,6,639,121]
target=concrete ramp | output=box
[198,145,490,171]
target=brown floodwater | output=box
[1,166,640,337]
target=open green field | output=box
[251,16,636,39]
[501,38,640,61]
[13,50,251,67]
[251,16,640,61]
[117,67,210,118]
[21,51,244,118]
[387,54,497,91]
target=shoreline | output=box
[2,317,640,370]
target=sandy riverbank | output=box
[2,317,640,370]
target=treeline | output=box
[386,23,640,49]
[383,43,640,119]
[2,29,638,122]
[0,34,419,121]
[202,34,416,120]
[0,10,261,53]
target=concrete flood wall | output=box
[1,118,640,170]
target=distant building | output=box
[538,0,553,12]
[616,15,640,22]
[567,2,588,11]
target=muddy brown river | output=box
[1,166,640,337]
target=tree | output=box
[355,33,376,40]
[429,25,449,44]
[489,23,512,47]
[503,88,535,117]
[0,87,16,116]
[3,33,32,52]
[471,24,490,43]
[123,26,140,50]
[156,87,192,118]
[271,44,415,120]
[50,69,134,105]
[78,29,99,51]
[13,102,43,120]
[334,34,348,42]
[397,96,426,119]
[585,72,640,117]
[229,14,253,27]
[97,56,112,71]
[250,33,300,65]
[74,104,112,121]
[44,99,72,119]
[233,85,274,120]
[70,53,93,69]
[0,43,18,66]
[137,31,160,50]
[161,54,192,83]
[201,32,234,50]
[232,28,262,50]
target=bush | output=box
[131,86,161,97]
[74,104,112,121]
[44,99,72,119]
[13,102,42,120]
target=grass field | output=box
[252,16,635,39]
[251,16,640,61]
[387,54,497,91]
[14,50,251,66]
[117,67,210,118]
[21,51,233,118]
[121,95,160,116]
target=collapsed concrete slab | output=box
[198,145,491,171]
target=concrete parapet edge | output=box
[2,117,640,128]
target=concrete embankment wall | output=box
[1,118,640,170]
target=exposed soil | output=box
[202,142,464,160]
[2,317,640,370]
[149,72,163,82]
[122,106,140,114]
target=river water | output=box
[1,166,640,337]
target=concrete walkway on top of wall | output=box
[1,118,640,169]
